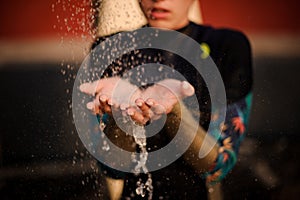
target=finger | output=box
[86,101,96,113]
[100,95,112,114]
[107,96,124,111]
[181,81,195,97]
[111,102,120,111]
[145,98,166,117]
[149,97,175,114]
[127,108,149,125]
[86,101,102,115]
[79,80,100,96]
[136,98,151,118]
[120,103,130,111]
[151,103,166,115]
[145,98,155,107]
[149,103,166,121]
[107,99,114,106]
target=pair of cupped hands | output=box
[80,77,195,125]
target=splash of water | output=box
[100,114,153,199]
[131,123,153,199]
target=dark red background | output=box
[0,0,299,40]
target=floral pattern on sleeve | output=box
[204,92,252,185]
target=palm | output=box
[81,77,140,103]
[80,77,141,113]
[142,79,194,113]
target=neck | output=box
[175,21,191,32]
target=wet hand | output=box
[80,77,142,115]
[127,79,195,125]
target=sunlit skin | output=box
[80,77,195,125]
[140,0,194,30]
[80,77,142,115]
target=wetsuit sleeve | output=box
[204,31,253,184]
[204,93,252,184]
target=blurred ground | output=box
[0,55,299,199]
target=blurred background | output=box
[0,0,299,199]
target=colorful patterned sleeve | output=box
[204,92,253,185]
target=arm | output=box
[162,91,252,184]
[203,30,253,184]
[163,102,219,172]
[126,88,252,184]
[126,79,219,172]
[204,92,252,184]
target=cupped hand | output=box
[80,77,142,115]
[127,79,195,125]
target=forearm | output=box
[164,102,219,173]
[204,92,253,184]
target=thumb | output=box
[181,81,195,97]
[79,80,100,96]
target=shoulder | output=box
[190,22,251,50]
[209,27,251,53]
[215,28,250,44]
[191,24,253,101]
[215,28,251,53]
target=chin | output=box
[149,21,174,30]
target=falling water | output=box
[99,113,153,199]
[52,0,102,198]
[132,124,153,199]
[53,1,159,198]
